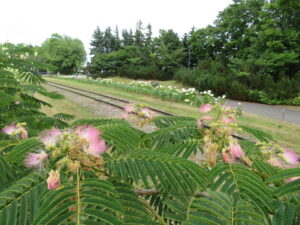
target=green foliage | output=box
[175,0,300,103]
[39,33,86,74]
[153,29,187,75]
[0,43,71,134]
[88,22,183,80]
[184,191,266,225]
[0,173,46,225]
[112,181,159,225]
[210,163,275,218]
[32,178,124,225]
[106,150,208,194]
[1,42,300,224]
[0,115,299,224]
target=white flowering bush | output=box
[56,76,226,105]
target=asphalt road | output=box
[227,100,300,126]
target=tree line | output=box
[1,34,86,75]
[88,0,300,104]
[88,21,186,81]
[2,0,299,104]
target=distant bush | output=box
[116,65,171,80]
[175,59,300,105]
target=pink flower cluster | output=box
[267,148,300,168]
[199,104,213,113]
[40,128,61,149]
[197,104,214,128]
[77,125,107,156]
[121,103,136,121]
[23,125,107,190]
[141,107,155,119]
[121,103,155,126]
[222,141,245,164]
[25,150,49,170]
[2,123,28,139]
[268,148,300,183]
[283,149,300,166]
[124,104,135,113]
[198,103,250,166]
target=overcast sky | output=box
[0,0,232,53]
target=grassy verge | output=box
[36,91,100,121]
[44,77,300,153]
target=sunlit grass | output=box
[44,77,300,153]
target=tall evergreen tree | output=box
[145,23,153,50]
[121,29,135,46]
[134,20,145,48]
[114,25,121,51]
[154,29,186,75]
[90,26,105,55]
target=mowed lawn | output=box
[44,77,300,153]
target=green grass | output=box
[36,91,100,121]
[44,77,300,153]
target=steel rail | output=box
[46,81,173,116]
[46,81,247,141]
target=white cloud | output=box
[0,0,232,53]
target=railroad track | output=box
[46,81,247,141]
[46,81,173,116]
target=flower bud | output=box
[47,170,60,190]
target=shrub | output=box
[116,65,171,80]
[174,59,300,104]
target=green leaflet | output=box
[106,150,208,195]
[113,181,159,225]
[210,163,275,220]
[32,178,125,225]
[0,173,46,225]
[183,191,266,225]
[5,138,42,165]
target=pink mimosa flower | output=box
[222,151,235,164]
[225,106,232,111]
[18,127,28,139]
[141,108,154,118]
[124,104,135,113]
[199,104,212,113]
[15,101,20,105]
[47,170,60,190]
[77,126,107,156]
[221,116,236,125]
[40,128,61,148]
[85,139,107,156]
[77,125,100,142]
[283,149,300,166]
[2,124,28,139]
[2,124,17,135]
[24,150,48,169]
[229,142,244,158]
[200,115,214,121]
